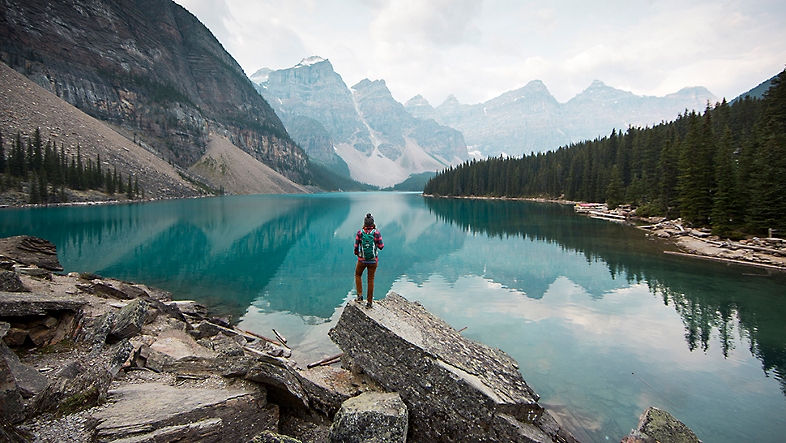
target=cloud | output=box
[370,0,483,47]
[174,0,786,106]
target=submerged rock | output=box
[328,292,577,443]
[622,407,702,443]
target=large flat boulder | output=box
[91,382,276,442]
[329,292,577,443]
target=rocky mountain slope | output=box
[254,57,468,188]
[0,0,308,185]
[406,80,718,158]
[188,134,309,195]
[0,61,201,201]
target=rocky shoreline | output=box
[428,194,786,272]
[637,219,786,271]
[1,235,702,442]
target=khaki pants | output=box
[355,261,378,303]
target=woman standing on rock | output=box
[354,213,384,308]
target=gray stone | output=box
[328,391,408,443]
[92,382,276,442]
[0,321,8,338]
[109,299,149,341]
[328,292,577,443]
[211,333,245,357]
[297,365,380,417]
[0,236,63,271]
[245,356,310,409]
[86,312,117,357]
[0,291,87,317]
[91,280,136,300]
[0,270,27,292]
[0,337,49,398]
[0,345,25,423]
[171,300,210,318]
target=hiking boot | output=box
[366,301,372,308]
[356,295,363,302]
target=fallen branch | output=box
[206,321,286,347]
[272,328,288,344]
[243,346,270,359]
[307,352,344,369]
[242,327,288,348]
[457,326,468,333]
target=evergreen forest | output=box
[0,128,143,204]
[424,68,786,237]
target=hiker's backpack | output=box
[360,229,377,261]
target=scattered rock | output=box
[0,337,49,399]
[0,270,28,292]
[31,339,133,417]
[172,300,210,318]
[245,356,310,410]
[251,430,305,443]
[328,391,408,443]
[210,333,246,357]
[91,279,143,300]
[108,298,149,341]
[0,344,26,423]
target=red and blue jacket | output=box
[354,227,384,263]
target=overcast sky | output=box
[173,0,785,106]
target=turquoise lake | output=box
[1,192,785,442]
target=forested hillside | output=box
[424,69,786,237]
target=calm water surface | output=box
[1,192,785,443]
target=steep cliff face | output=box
[257,57,467,187]
[406,80,717,158]
[0,0,307,181]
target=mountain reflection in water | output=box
[1,192,784,443]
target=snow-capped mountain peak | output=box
[295,56,327,68]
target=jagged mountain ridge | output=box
[0,0,308,184]
[405,80,718,157]
[254,57,468,187]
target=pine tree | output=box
[606,165,624,209]
[748,69,786,233]
[38,172,48,203]
[126,175,133,199]
[29,173,39,204]
[711,127,738,236]
[106,170,115,195]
